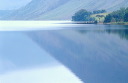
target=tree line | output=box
[72,9,106,22]
[72,9,94,21]
[104,7,128,23]
[93,10,106,14]
[72,8,128,24]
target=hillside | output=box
[91,13,109,22]
[0,10,13,19]
[2,0,69,20]
[1,0,128,20]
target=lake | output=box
[0,21,128,83]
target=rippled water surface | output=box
[0,21,128,83]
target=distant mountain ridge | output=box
[1,0,128,20]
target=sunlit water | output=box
[0,21,128,83]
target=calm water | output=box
[0,21,128,83]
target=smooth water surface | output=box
[0,21,128,83]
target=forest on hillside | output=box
[104,8,128,23]
[72,9,106,21]
[72,7,128,24]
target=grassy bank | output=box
[110,22,128,25]
[91,13,109,22]
[91,13,128,25]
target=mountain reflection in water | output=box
[28,24,128,83]
[0,21,128,83]
[0,30,82,83]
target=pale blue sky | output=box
[0,0,32,10]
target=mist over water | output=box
[0,21,128,83]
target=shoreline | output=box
[103,22,128,25]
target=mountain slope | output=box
[3,0,69,20]
[0,10,13,19]
[35,0,128,20]
[1,0,128,20]
[0,0,31,10]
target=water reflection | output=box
[28,24,128,83]
[0,21,128,83]
[0,31,82,83]
[78,25,128,40]
[105,29,128,40]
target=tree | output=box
[104,14,112,23]
[93,10,106,14]
[72,9,94,21]
[124,12,128,22]
[104,7,128,23]
[124,8,128,22]
[72,9,90,21]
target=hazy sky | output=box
[0,0,32,10]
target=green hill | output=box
[91,13,109,22]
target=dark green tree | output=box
[72,9,94,21]
[124,8,128,22]
[104,14,112,23]
[93,10,106,14]
[104,7,128,23]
